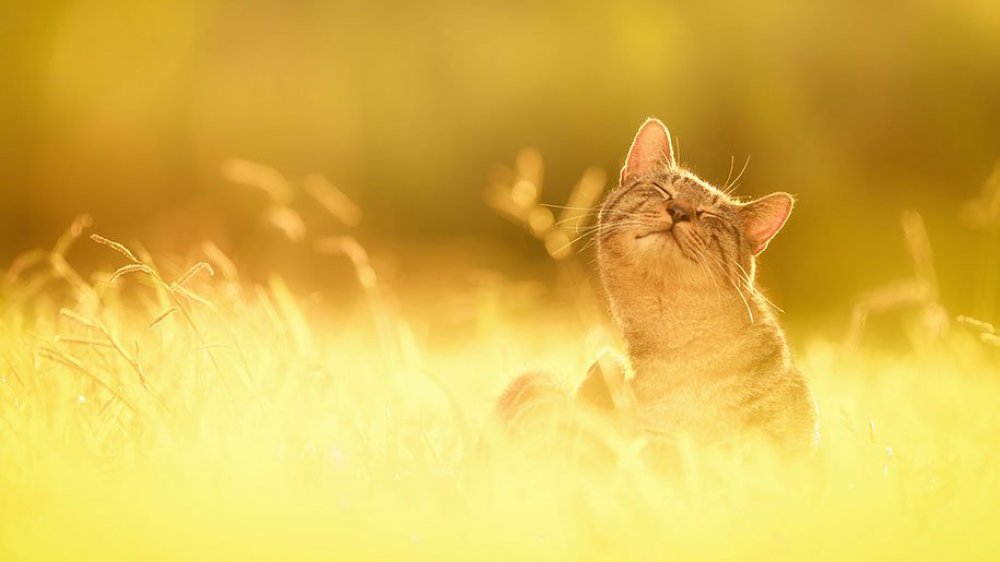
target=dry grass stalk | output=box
[221,158,295,205]
[90,234,141,264]
[2,215,98,312]
[844,210,948,350]
[957,315,996,335]
[56,337,116,348]
[265,206,308,243]
[254,284,287,339]
[60,308,101,331]
[484,149,608,326]
[485,147,607,261]
[89,234,233,392]
[110,264,156,283]
[267,277,313,354]
[38,346,142,419]
[172,263,215,289]
[959,161,1000,231]
[957,315,1000,347]
[60,307,151,390]
[53,215,94,258]
[959,162,1000,322]
[149,307,180,329]
[304,173,363,227]
[201,241,240,283]
[223,160,361,244]
[315,236,378,290]
[315,236,400,371]
[3,249,46,287]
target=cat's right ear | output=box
[740,192,795,255]
[621,118,675,185]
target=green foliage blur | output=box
[2,0,999,333]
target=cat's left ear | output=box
[740,192,794,255]
[620,118,675,185]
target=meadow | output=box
[4,1,1000,559]
[1,160,998,562]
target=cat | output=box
[497,118,818,452]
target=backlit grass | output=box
[0,225,998,562]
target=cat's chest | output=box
[628,364,763,439]
[629,347,749,399]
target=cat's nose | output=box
[668,201,694,223]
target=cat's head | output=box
[598,118,793,290]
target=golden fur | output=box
[498,118,818,452]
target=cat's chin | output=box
[632,231,705,269]
[635,229,671,240]
[634,229,678,253]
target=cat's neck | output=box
[605,274,780,374]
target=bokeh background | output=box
[3,0,999,336]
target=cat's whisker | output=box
[539,203,601,211]
[556,221,649,256]
[722,155,736,193]
[557,209,648,232]
[686,235,723,305]
[577,224,633,252]
[535,212,655,258]
[731,260,784,313]
[576,235,606,257]
[548,211,602,230]
[564,215,638,233]
[722,156,751,195]
[694,235,729,306]
[552,214,597,228]
[722,269,750,312]
[729,274,755,323]
[593,223,650,243]
[696,245,756,323]
[560,223,603,236]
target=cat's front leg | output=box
[575,349,636,418]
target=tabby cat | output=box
[497,118,817,451]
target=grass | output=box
[1,168,998,560]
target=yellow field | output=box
[0,223,997,562]
[4,1,1000,559]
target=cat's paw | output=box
[576,348,634,412]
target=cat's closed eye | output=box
[651,183,672,200]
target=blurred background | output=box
[2,0,999,337]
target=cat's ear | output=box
[620,118,675,185]
[740,192,794,255]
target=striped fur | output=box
[496,118,818,452]
[598,119,817,450]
